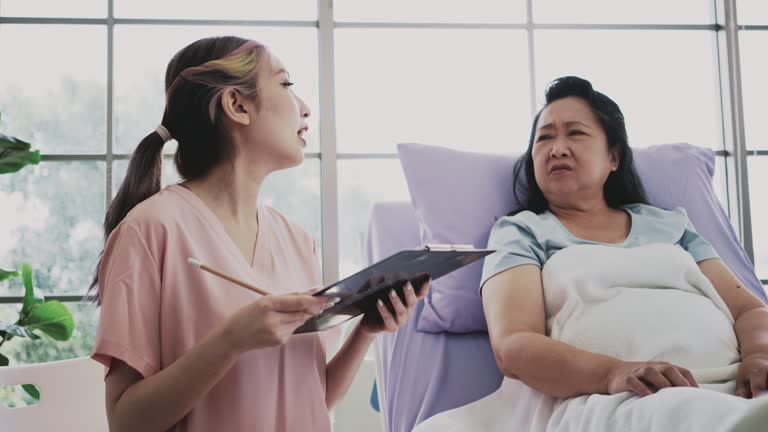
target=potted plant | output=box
[0,131,75,401]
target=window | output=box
[338,159,410,278]
[739,29,768,279]
[535,30,723,150]
[737,0,768,25]
[334,29,531,154]
[115,0,316,20]
[113,25,320,154]
[0,25,106,154]
[739,32,768,151]
[747,158,768,278]
[334,0,526,24]
[0,0,106,18]
[533,0,714,24]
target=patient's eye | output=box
[536,134,552,142]
[569,130,586,136]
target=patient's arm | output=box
[483,265,621,398]
[699,259,768,397]
[483,264,698,398]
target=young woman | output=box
[89,36,429,432]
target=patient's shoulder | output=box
[493,210,543,234]
[624,203,689,222]
[486,211,547,262]
[624,203,692,243]
[489,211,558,249]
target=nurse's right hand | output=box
[222,294,331,353]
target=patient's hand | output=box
[606,361,699,397]
[736,353,768,399]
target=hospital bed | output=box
[366,145,767,432]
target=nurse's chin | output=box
[273,151,305,171]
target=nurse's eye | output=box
[281,81,295,88]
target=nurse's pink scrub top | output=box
[92,184,332,432]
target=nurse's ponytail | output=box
[84,127,165,304]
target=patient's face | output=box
[531,97,618,206]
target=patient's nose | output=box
[549,139,571,158]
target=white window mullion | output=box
[318,0,340,285]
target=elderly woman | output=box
[418,76,768,432]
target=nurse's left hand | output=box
[358,275,431,335]
[736,353,768,398]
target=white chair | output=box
[0,357,108,431]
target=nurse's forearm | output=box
[324,321,376,410]
[735,305,768,359]
[107,324,240,432]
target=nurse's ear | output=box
[221,88,252,126]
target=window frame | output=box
[1,0,762,306]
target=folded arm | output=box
[483,264,700,398]
[483,265,622,398]
[699,259,768,397]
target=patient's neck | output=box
[549,199,632,244]
[549,199,616,225]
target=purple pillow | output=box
[398,142,766,334]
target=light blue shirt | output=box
[481,204,720,290]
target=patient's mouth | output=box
[549,164,573,175]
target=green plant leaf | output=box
[0,353,8,366]
[0,133,31,151]
[0,268,19,283]
[22,384,40,401]
[21,301,74,341]
[20,264,44,317]
[4,324,40,340]
[0,328,11,345]
[0,133,40,175]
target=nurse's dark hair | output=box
[87,36,267,304]
[509,76,648,216]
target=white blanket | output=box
[416,244,767,432]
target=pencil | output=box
[187,257,270,296]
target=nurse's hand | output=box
[222,294,333,353]
[358,275,431,335]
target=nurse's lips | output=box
[298,126,308,147]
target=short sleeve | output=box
[480,215,546,293]
[676,208,720,263]
[91,222,162,378]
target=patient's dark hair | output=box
[510,76,648,215]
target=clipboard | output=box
[294,244,495,333]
